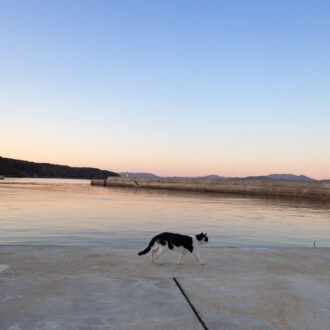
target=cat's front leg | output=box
[193,252,205,265]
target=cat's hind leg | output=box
[155,245,166,265]
[151,246,159,264]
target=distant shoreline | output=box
[0,177,90,185]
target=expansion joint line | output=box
[173,277,208,330]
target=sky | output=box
[1,0,330,179]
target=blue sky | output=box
[1,0,330,178]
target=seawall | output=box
[91,177,330,199]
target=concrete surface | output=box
[0,247,330,329]
[91,177,330,199]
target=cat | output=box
[138,232,208,265]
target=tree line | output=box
[0,157,119,179]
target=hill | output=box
[119,172,320,181]
[0,157,119,179]
[243,174,316,181]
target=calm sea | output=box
[0,178,330,248]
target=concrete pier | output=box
[1,246,330,329]
[91,177,330,199]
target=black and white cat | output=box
[138,232,208,265]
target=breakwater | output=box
[91,177,330,199]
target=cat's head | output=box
[196,232,208,245]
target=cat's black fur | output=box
[138,232,195,255]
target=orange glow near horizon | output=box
[2,145,330,180]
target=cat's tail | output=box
[138,237,157,255]
[138,246,151,255]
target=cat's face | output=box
[196,232,208,245]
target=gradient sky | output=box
[1,0,330,179]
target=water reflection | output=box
[0,178,330,247]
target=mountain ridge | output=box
[120,172,328,182]
[1,157,327,182]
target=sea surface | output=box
[0,178,330,248]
